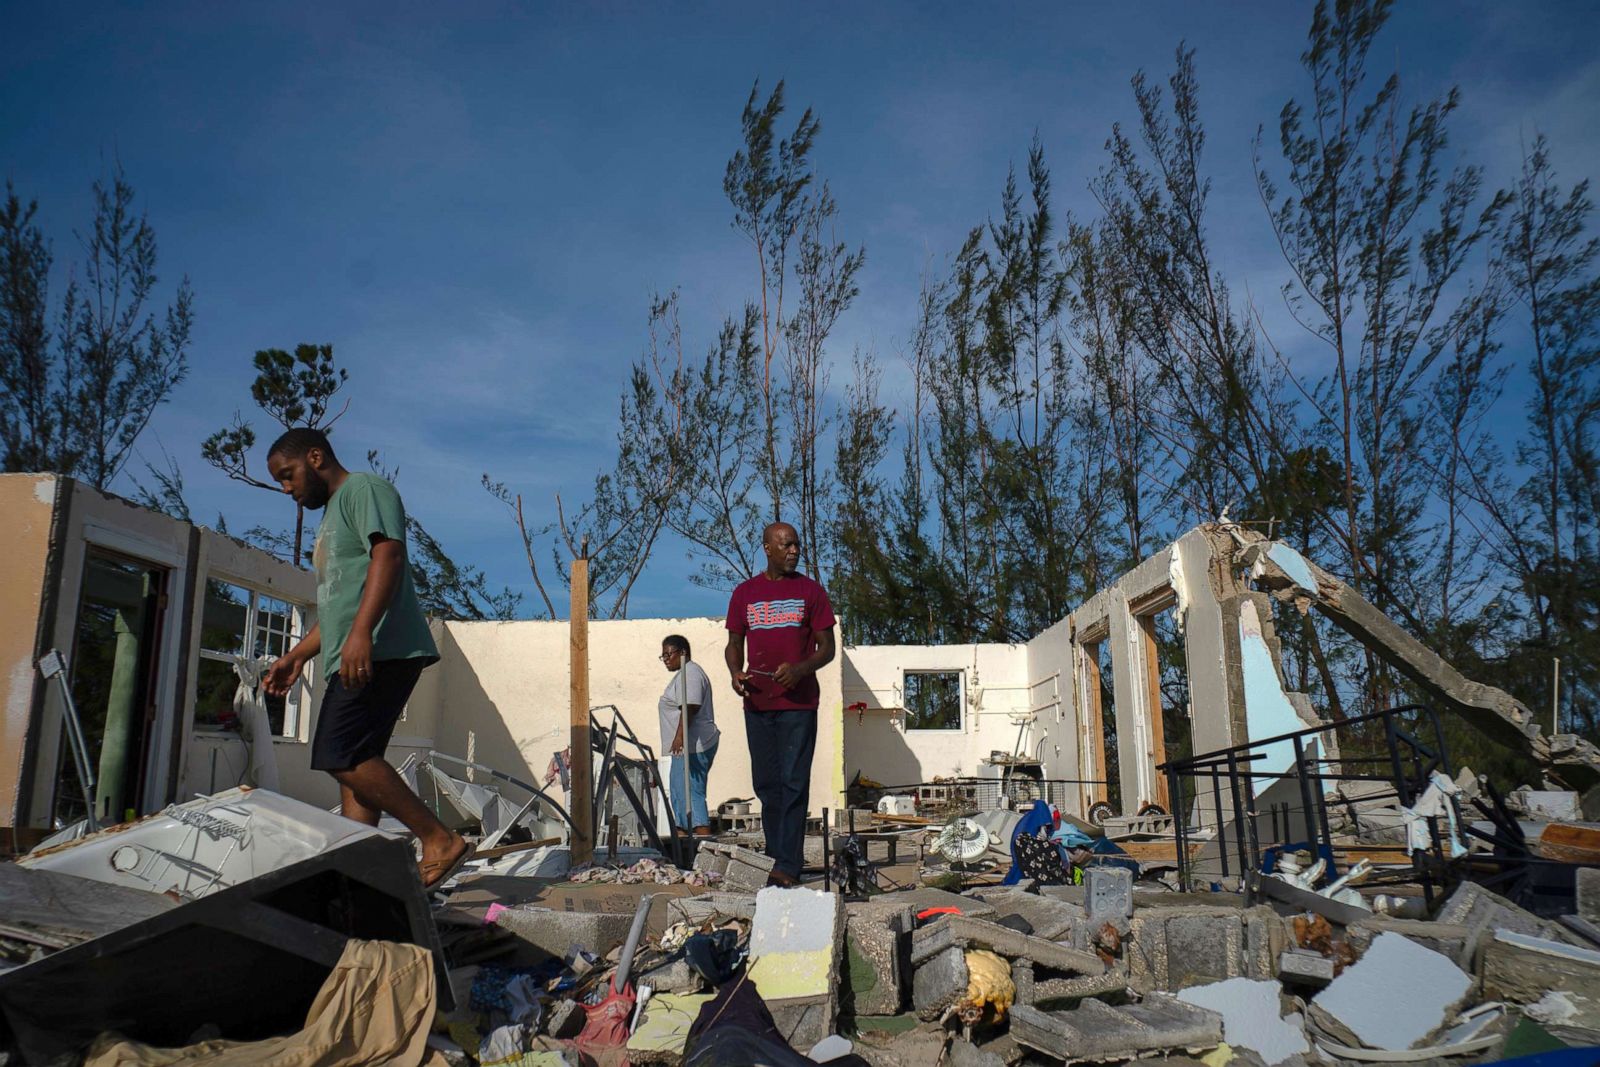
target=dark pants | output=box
[745,707,817,878]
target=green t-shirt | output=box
[312,473,439,677]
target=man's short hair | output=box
[267,427,336,462]
[663,634,691,658]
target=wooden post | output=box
[569,548,594,866]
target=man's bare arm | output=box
[772,628,836,690]
[725,631,752,696]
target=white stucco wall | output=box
[840,643,1033,789]
[1023,616,1082,815]
[420,616,846,821]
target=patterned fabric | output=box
[1013,831,1072,886]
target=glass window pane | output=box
[200,580,250,657]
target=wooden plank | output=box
[1539,822,1600,864]
[473,836,563,861]
[569,555,594,867]
[1138,613,1170,810]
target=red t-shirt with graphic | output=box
[725,572,837,712]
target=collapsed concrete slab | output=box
[1433,880,1576,968]
[967,887,1083,939]
[910,914,1105,976]
[494,905,634,958]
[1011,995,1223,1063]
[1482,930,1600,1030]
[747,887,843,1051]
[1243,533,1600,793]
[1344,916,1473,969]
[1309,931,1471,1051]
[666,891,758,926]
[1177,978,1309,1066]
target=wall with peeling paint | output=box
[0,476,59,828]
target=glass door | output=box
[53,550,168,827]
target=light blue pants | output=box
[669,741,718,830]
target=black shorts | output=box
[310,658,428,772]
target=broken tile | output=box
[1309,931,1471,1050]
[1177,978,1309,1066]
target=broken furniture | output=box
[1161,702,1462,906]
[1,820,446,1062]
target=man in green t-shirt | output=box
[262,428,471,888]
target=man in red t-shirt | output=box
[725,521,837,885]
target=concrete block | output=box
[1578,868,1600,925]
[692,842,774,893]
[1277,949,1334,985]
[910,914,1105,975]
[767,995,834,1053]
[544,998,585,1038]
[968,888,1083,940]
[1310,931,1471,1050]
[494,905,633,957]
[1177,978,1309,1066]
[1513,789,1581,822]
[1126,905,1285,993]
[845,900,914,1017]
[1085,866,1134,925]
[1482,930,1600,1029]
[637,956,703,994]
[1011,994,1223,1063]
[947,1038,1006,1067]
[748,887,843,1050]
[911,944,969,1021]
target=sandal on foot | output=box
[420,839,475,890]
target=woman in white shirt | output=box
[658,634,720,835]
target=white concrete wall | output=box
[1024,616,1082,816]
[840,643,1032,788]
[420,616,846,820]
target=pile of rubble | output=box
[6,783,1600,1066]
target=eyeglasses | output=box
[659,651,681,662]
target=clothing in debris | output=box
[312,472,439,677]
[82,939,439,1067]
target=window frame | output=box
[195,581,311,740]
[901,669,965,732]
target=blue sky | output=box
[5,2,1598,619]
